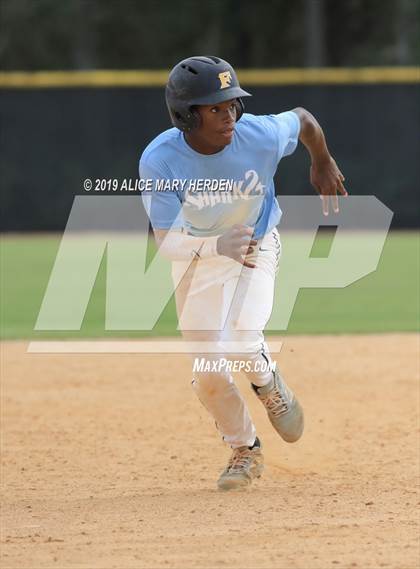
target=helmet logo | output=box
[218,71,232,89]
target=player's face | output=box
[186,99,237,154]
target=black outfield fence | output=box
[1,69,419,230]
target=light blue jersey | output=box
[139,111,300,239]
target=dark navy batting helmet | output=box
[165,56,252,132]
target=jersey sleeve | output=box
[139,155,184,230]
[272,110,301,160]
[248,111,300,165]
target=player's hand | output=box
[216,225,258,268]
[310,155,348,216]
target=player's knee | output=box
[192,370,232,398]
[221,339,263,357]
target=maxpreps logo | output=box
[218,70,232,89]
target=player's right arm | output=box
[154,225,257,268]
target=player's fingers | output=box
[235,251,255,268]
[337,178,348,196]
[236,236,252,249]
[237,227,254,237]
[314,182,322,197]
[331,193,339,214]
[321,194,329,216]
[237,234,257,246]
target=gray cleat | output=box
[252,371,304,443]
[217,437,264,491]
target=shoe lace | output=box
[227,447,253,473]
[261,386,289,417]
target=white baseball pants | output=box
[172,228,281,448]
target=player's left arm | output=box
[293,107,347,215]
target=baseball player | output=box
[139,56,346,491]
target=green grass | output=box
[1,231,418,339]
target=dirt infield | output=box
[1,334,419,569]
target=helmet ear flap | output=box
[171,107,201,132]
[188,107,201,131]
[235,98,245,122]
